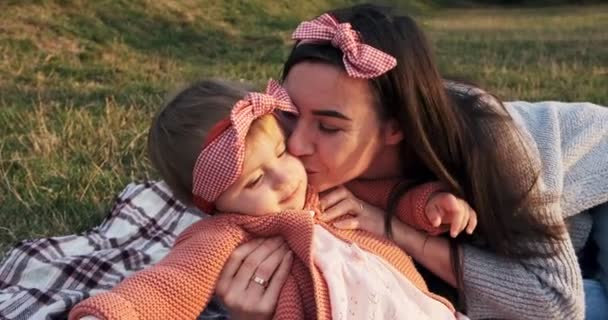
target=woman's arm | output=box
[346,180,445,233]
[391,211,585,320]
[335,181,476,242]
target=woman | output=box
[209,4,608,320]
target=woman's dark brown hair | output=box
[147,80,248,206]
[281,3,565,305]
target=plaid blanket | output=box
[0,181,228,320]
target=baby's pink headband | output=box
[192,80,298,212]
[292,13,397,78]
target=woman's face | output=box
[283,62,391,192]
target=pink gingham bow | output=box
[292,13,397,78]
[191,80,297,212]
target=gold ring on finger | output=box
[251,275,269,288]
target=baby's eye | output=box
[245,174,263,189]
[278,148,287,157]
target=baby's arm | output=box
[347,179,476,237]
[69,217,244,320]
[347,179,446,235]
[391,182,450,236]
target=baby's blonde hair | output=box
[246,114,285,153]
[148,79,249,206]
[148,80,286,208]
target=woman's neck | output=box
[358,144,404,180]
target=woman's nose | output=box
[287,123,314,157]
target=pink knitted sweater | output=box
[69,180,453,319]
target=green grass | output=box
[427,6,608,102]
[0,0,606,255]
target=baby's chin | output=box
[283,201,305,212]
[280,192,307,212]
[295,193,307,210]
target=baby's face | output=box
[215,117,308,215]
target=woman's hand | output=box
[318,185,387,237]
[426,192,477,237]
[216,237,293,320]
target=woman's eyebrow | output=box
[311,109,352,121]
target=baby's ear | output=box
[382,119,404,146]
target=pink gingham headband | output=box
[192,80,298,212]
[292,13,397,78]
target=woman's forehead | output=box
[284,62,374,116]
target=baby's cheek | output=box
[297,160,307,176]
[251,198,272,216]
[287,157,306,177]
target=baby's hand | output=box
[425,193,477,238]
[319,186,386,237]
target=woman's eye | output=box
[318,122,340,133]
[245,174,263,189]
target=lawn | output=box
[1,0,606,255]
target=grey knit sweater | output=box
[449,84,608,320]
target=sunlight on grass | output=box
[0,99,150,253]
[427,5,607,102]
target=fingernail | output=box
[309,210,315,217]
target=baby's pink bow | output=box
[292,13,397,78]
[192,80,297,212]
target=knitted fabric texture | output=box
[69,181,453,320]
[447,82,608,320]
